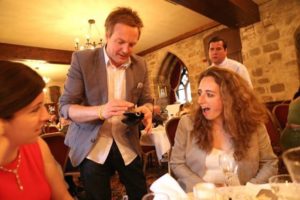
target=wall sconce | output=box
[158,85,168,98]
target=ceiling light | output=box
[75,19,103,50]
[43,76,50,83]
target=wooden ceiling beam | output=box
[167,0,260,28]
[0,43,72,64]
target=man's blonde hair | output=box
[105,7,143,39]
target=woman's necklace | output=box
[0,153,24,190]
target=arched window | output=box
[156,52,192,105]
[175,66,191,103]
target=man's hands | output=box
[99,100,153,133]
[100,100,134,119]
[135,104,153,134]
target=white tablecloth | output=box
[187,183,275,200]
[140,125,171,161]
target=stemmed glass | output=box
[282,146,300,183]
[219,153,240,186]
[269,174,298,200]
[142,192,170,200]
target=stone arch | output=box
[155,52,190,107]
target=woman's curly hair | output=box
[192,67,268,160]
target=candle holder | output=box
[193,183,215,200]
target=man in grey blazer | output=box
[59,7,153,200]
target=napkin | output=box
[150,173,188,200]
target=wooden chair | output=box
[265,111,282,156]
[165,117,180,146]
[42,125,59,134]
[41,132,69,170]
[141,145,156,173]
[272,103,289,131]
[164,117,180,174]
[41,132,81,196]
[139,126,157,173]
[265,111,288,174]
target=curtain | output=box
[169,63,182,104]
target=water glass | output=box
[269,174,298,200]
[282,146,300,183]
[219,154,240,186]
[193,183,216,200]
[142,192,170,200]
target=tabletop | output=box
[140,125,171,161]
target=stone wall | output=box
[241,0,300,102]
[143,0,300,103]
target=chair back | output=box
[265,111,281,156]
[165,117,180,146]
[272,103,289,130]
[141,145,156,173]
[42,133,81,197]
[41,132,69,171]
[42,125,59,134]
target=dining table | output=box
[140,125,171,162]
[187,182,300,200]
[148,172,299,200]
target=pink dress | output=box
[0,142,51,200]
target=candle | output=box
[193,183,216,200]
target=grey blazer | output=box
[59,47,152,166]
[170,115,278,192]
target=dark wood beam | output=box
[167,0,260,28]
[138,21,220,56]
[0,43,73,64]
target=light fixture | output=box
[42,76,50,84]
[75,19,103,50]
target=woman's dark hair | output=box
[0,60,45,119]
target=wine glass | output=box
[282,146,300,183]
[219,153,240,186]
[142,192,170,200]
[269,174,298,200]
